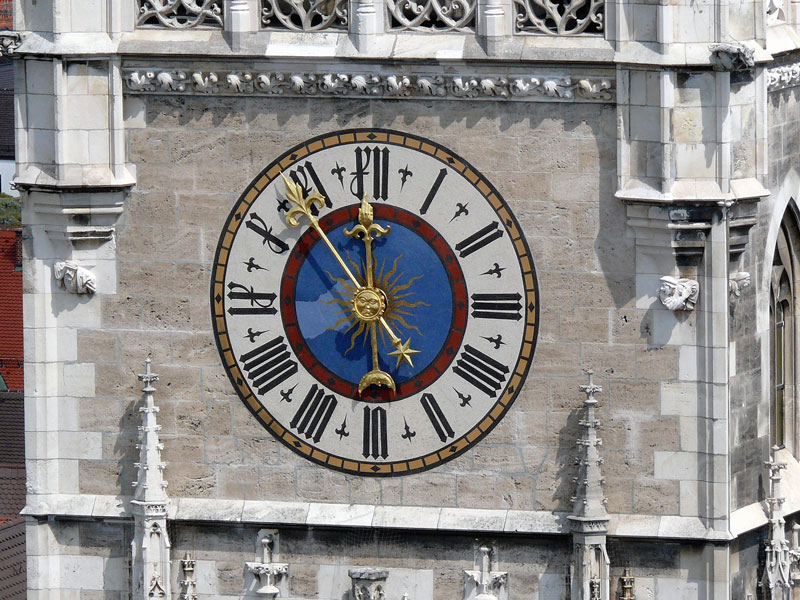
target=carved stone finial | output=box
[131,359,171,600]
[658,276,699,311]
[247,530,289,598]
[464,543,507,600]
[569,372,609,600]
[709,42,755,71]
[54,260,96,294]
[760,446,794,598]
[619,568,635,599]
[180,551,198,600]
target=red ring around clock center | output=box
[280,204,468,402]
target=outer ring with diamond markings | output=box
[211,128,540,476]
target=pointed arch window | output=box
[771,203,800,451]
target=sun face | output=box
[324,252,428,355]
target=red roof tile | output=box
[0,397,23,466]
[0,466,24,521]
[0,230,22,391]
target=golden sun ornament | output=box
[324,253,428,362]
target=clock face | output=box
[211,129,539,476]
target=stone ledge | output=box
[22,494,733,541]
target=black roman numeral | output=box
[420,393,454,442]
[239,336,298,395]
[362,406,388,459]
[288,161,333,209]
[470,293,522,321]
[453,345,509,398]
[227,282,277,315]
[290,385,337,443]
[245,212,289,254]
[350,146,390,201]
[454,222,503,258]
[419,168,448,215]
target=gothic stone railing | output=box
[135,0,605,35]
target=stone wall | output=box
[63,93,688,518]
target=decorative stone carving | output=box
[247,530,289,598]
[131,359,171,600]
[53,261,96,295]
[514,0,603,35]
[760,446,793,599]
[728,272,751,302]
[387,0,475,31]
[0,32,22,57]
[618,568,635,599]
[137,0,224,28]
[768,62,800,92]
[349,567,389,600]
[464,544,508,600]
[180,551,198,600]
[569,372,609,600]
[123,68,615,102]
[709,43,755,72]
[658,276,699,311]
[262,0,348,30]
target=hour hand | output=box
[282,176,361,289]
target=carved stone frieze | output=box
[0,32,22,57]
[768,61,800,92]
[658,276,699,311]
[54,261,96,295]
[122,68,615,102]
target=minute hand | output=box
[281,177,415,364]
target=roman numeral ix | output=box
[453,345,509,398]
[239,336,298,395]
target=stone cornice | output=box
[22,494,733,541]
[121,66,615,102]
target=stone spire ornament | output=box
[569,371,610,600]
[131,358,172,600]
[760,446,793,599]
